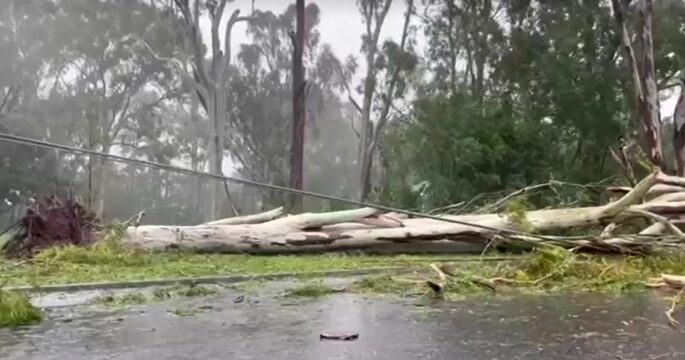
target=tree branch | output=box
[218,10,256,88]
[369,0,413,155]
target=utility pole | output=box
[289,0,306,212]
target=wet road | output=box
[2,282,685,360]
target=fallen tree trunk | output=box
[123,169,685,254]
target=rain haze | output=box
[3,1,685,360]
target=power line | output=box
[0,132,545,238]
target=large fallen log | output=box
[123,169,685,254]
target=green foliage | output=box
[504,196,535,232]
[348,249,685,299]
[518,246,575,279]
[382,0,685,210]
[2,0,685,229]
[382,93,554,209]
[0,289,42,328]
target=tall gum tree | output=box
[354,0,416,201]
[173,0,254,220]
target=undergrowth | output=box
[350,246,685,299]
[0,289,42,328]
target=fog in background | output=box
[2,0,684,229]
[0,0,416,227]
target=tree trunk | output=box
[611,0,663,166]
[289,0,306,213]
[94,155,108,219]
[207,93,222,221]
[124,169,685,254]
[122,202,679,254]
[673,81,685,175]
[358,0,393,202]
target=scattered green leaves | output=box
[347,248,685,299]
[0,289,42,328]
[282,281,339,298]
[167,307,201,317]
[95,284,220,308]
[504,196,535,233]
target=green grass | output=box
[0,238,489,287]
[0,289,42,328]
[3,231,685,302]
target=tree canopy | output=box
[1,0,685,226]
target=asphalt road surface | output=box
[2,281,685,360]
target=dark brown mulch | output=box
[1,195,99,258]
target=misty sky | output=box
[201,0,410,84]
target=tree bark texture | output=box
[124,169,685,254]
[358,0,393,201]
[611,0,663,166]
[174,0,251,220]
[289,0,306,212]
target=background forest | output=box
[1,0,684,228]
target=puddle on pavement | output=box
[2,283,685,360]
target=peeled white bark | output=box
[123,169,685,253]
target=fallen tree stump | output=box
[123,168,685,254]
[2,195,98,258]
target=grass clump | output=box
[96,284,220,308]
[345,247,685,300]
[282,281,338,298]
[0,289,43,327]
[96,292,149,307]
[506,246,662,293]
[350,275,424,296]
[153,284,219,300]
[168,307,201,317]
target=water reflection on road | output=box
[1,287,684,360]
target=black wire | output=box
[0,132,546,238]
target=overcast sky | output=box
[199,0,410,86]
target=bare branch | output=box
[626,208,685,239]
